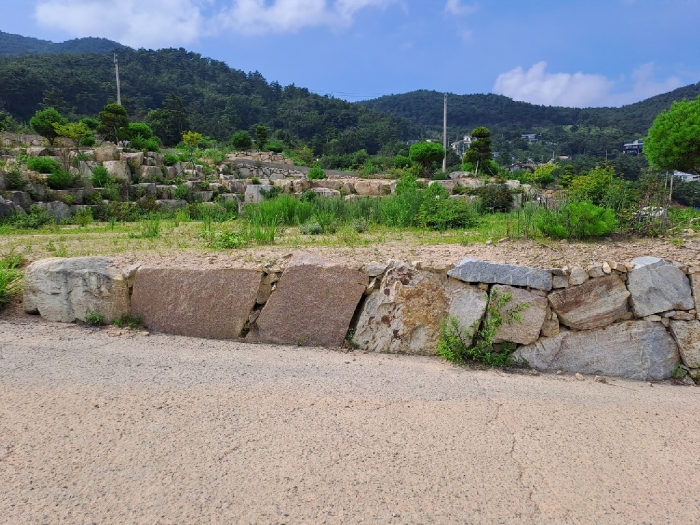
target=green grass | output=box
[0,251,25,309]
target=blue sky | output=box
[1,0,699,107]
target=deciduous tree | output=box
[645,96,700,173]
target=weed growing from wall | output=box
[437,289,528,367]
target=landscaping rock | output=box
[131,268,261,339]
[94,145,119,163]
[121,151,144,166]
[23,257,131,323]
[251,252,368,347]
[310,187,341,198]
[26,146,49,157]
[548,274,630,330]
[103,160,131,182]
[36,201,71,221]
[8,191,32,210]
[156,199,188,211]
[669,320,700,369]
[690,272,700,320]
[627,257,694,317]
[354,262,487,354]
[446,281,489,346]
[514,321,680,380]
[244,184,273,203]
[0,195,26,218]
[490,285,547,345]
[354,262,444,354]
[448,258,553,291]
[138,165,162,182]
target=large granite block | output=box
[514,321,679,380]
[131,268,261,339]
[627,257,693,317]
[669,320,700,369]
[354,262,487,354]
[250,253,368,347]
[548,274,630,330]
[448,258,552,291]
[490,285,547,345]
[24,257,131,323]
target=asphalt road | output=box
[1,318,699,524]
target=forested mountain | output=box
[0,47,416,154]
[359,84,700,174]
[1,29,699,174]
[0,30,124,56]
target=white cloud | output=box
[217,0,395,35]
[493,61,682,107]
[35,0,208,48]
[444,0,477,16]
[33,0,394,46]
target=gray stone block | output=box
[448,257,552,291]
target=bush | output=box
[80,135,96,147]
[9,205,52,229]
[393,155,412,169]
[26,157,60,174]
[102,182,122,201]
[5,168,27,190]
[85,311,104,326]
[163,153,179,166]
[91,165,111,187]
[231,131,253,150]
[173,184,189,200]
[417,183,479,231]
[308,165,326,180]
[46,169,74,190]
[536,200,618,239]
[266,139,284,153]
[476,184,512,213]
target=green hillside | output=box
[0,47,416,154]
[0,30,124,56]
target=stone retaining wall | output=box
[22,254,700,382]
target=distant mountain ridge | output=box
[358,84,700,135]
[0,30,125,56]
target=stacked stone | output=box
[21,254,700,382]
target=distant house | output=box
[521,133,537,142]
[623,139,644,155]
[673,170,700,183]
[450,135,473,157]
[508,163,535,173]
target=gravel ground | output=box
[1,316,699,524]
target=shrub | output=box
[476,184,512,213]
[5,168,27,190]
[80,135,96,147]
[536,200,618,239]
[300,220,324,235]
[91,165,111,187]
[393,155,412,169]
[307,165,326,180]
[113,313,143,329]
[231,131,253,150]
[163,153,179,166]
[85,311,104,326]
[46,169,74,190]
[73,207,93,226]
[266,139,284,153]
[173,184,189,200]
[416,183,479,231]
[26,156,60,174]
[102,182,122,202]
[130,134,160,152]
[9,205,52,229]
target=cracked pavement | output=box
[1,318,699,524]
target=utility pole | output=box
[114,53,121,106]
[442,93,447,172]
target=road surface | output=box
[1,318,699,524]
